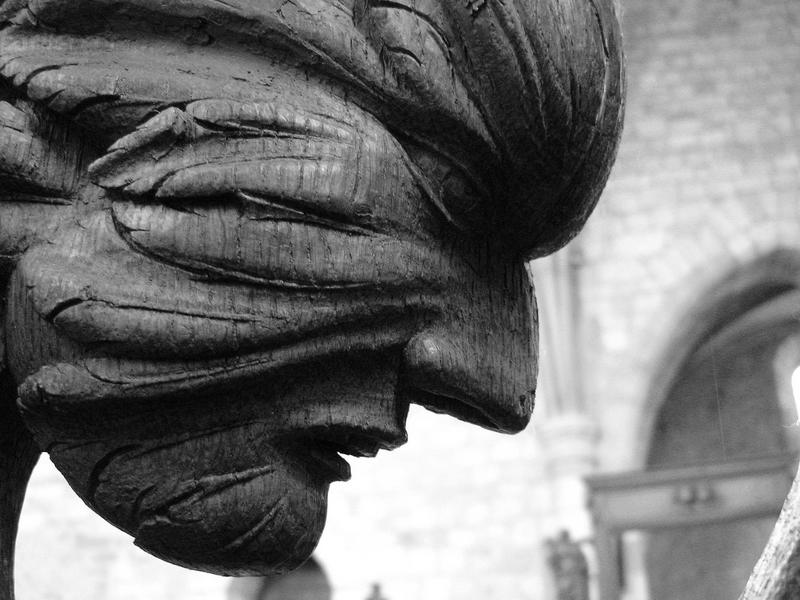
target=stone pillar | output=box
[533,241,599,532]
[533,242,601,598]
[539,414,599,538]
[619,531,651,600]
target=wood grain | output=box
[740,462,800,600]
[0,0,625,594]
[0,373,40,600]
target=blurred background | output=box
[14,0,800,598]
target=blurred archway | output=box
[645,250,800,600]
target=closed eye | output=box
[232,191,379,236]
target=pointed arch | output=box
[633,247,800,466]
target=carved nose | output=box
[401,330,535,434]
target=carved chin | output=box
[15,352,405,576]
[46,426,332,576]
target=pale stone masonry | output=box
[586,0,800,474]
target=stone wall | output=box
[582,0,800,471]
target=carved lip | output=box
[292,426,406,482]
[304,444,353,482]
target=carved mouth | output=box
[292,425,407,482]
[304,443,352,482]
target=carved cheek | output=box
[8,218,413,577]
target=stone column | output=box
[532,242,601,598]
[533,241,600,531]
[539,414,599,538]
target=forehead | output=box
[1,0,623,256]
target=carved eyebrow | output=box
[186,99,356,144]
[89,105,350,200]
[89,102,451,245]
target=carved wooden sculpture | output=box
[0,0,624,596]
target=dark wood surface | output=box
[0,0,624,595]
[0,374,40,600]
[740,463,800,600]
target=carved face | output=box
[0,0,623,576]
